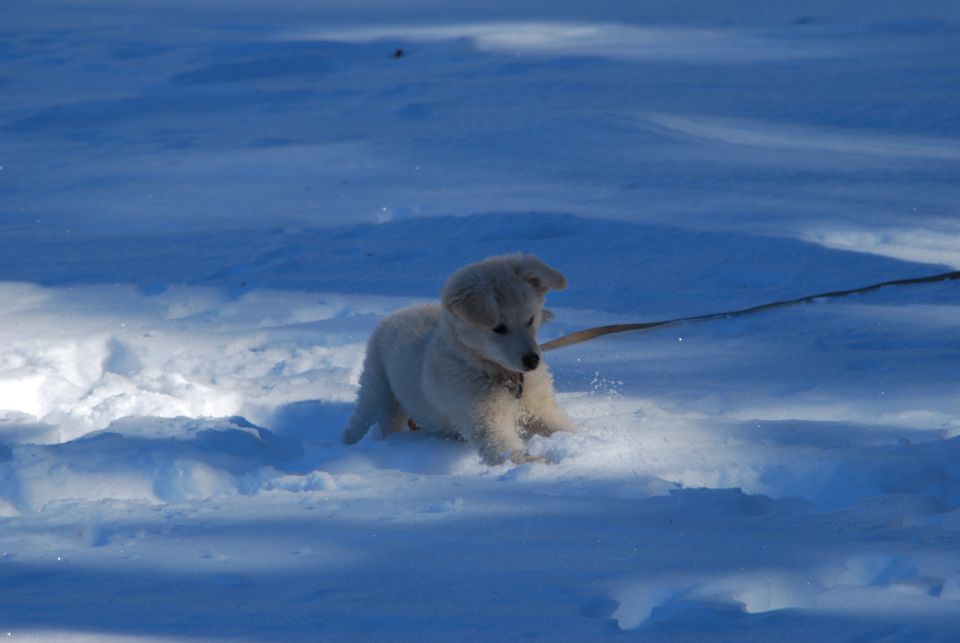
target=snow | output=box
[2,0,960,640]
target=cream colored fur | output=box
[342,254,573,464]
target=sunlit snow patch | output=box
[804,224,960,269]
[288,22,841,62]
[641,113,960,160]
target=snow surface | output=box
[2,0,960,640]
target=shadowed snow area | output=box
[2,0,960,640]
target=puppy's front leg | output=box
[522,416,570,439]
[469,401,528,465]
[520,371,574,438]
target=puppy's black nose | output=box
[522,353,540,371]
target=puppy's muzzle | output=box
[522,353,540,371]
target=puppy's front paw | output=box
[507,450,547,465]
[478,446,543,466]
[521,417,574,439]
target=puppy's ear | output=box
[442,272,499,327]
[518,255,567,293]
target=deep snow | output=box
[2,0,960,640]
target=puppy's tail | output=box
[342,412,373,444]
[342,339,391,445]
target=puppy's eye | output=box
[493,324,508,335]
[527,316,535,327]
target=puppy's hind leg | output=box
[342,349,403,444]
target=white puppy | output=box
[342,254,573,464]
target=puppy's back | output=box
[372,302,441,397]
[372,303,441,355]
